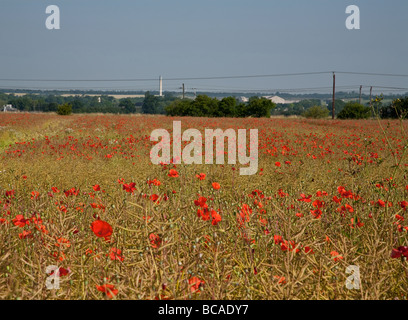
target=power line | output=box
[0,72,330,82]
[2,70,407,83]
[336,71,408,77]
[368,85,408,90]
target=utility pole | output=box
[159,76,163,97]
[359,85,362,104]
[182,83,185,99]
[369,86,373,109]
[332,72,336,119]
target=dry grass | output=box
[0,113,407,300]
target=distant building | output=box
[263,95,286,104]
[284,99,301,104]
[2,104,18,112]
[238,96,249,103]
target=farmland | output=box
[0,112,407,300]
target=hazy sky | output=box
[0,0,407,95]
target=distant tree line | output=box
[379,97,408,119]
[0,91,178,115]
[1,91,407,120]
[271,99,347,117]
[0,92,143,114]
[165,95,275,118]
[270,96,408,119]
[3,88,404,102]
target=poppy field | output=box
[0,113,407,300]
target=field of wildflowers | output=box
[0,113,407,300]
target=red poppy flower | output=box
[31,191,40,200]
[5,190,15,198]
[198,207,211,221]
[311,209,322,219]
[377,199,386,207]
[149,233,162,248]
[210,210,222,226]
[109,248,124,262]
[274,235,283,245]
[273,275,286,284]
[90,220,113,241]
[304,246,315,254]
[312,199,325,209]
[391,246,408,259]
[330,251,343,262]
[337,204,354,215]
[96,284,118,298]
[50,267,70,277]
[238,204,252,224]
[150,194,159,203]
[212,182,221,190]
[168,169,179,178]
[350,217,364,228]
[12,215,30,227]
[196,173,206,180]
[64,188,80,197]
[123,182,136,193]
[280,240,300,253]
[194,196,207,208]
[93,185,101,191]
[188,276,205,293]
[345,204,354,212]
[298,194,312,202]
[399,201,408,210]
[51,187,60,193]
[19,230,33,239]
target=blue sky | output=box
[0,0,407,94]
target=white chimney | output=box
[159,76,163,96]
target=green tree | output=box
[165,99,192,116]
[217,97,237,117]
[296,99,321,110]
[327,99,346,115]
[303,105,329,119]
[142,92,159,114]
[71,99,85,112]
[380,96,408,119]
[57,103,73,115]
[337,102,371,119]
[45,102,58,112]
[119,98,136,114]
[191,95,219,117]
[245,97,275,117]
[13,96,34,111]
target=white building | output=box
[263,95,286,104]
[2,104,18,112]
[237,96,249,103]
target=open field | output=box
[0,113,408,300]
